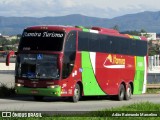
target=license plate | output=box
[31,90,38,94]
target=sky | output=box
[0,0,160,18]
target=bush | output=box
[0,83,15,97]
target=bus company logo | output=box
[103,54,125,68]
[2,112,11,117]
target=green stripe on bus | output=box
[133,57,145,94]
[82,28,90,32]
[81,51,106,95]
[133,36,145,94]
[15,86,61,97]
[75,26,90,32]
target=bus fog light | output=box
[54,91,59,95]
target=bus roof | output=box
[24,25,147,40]
[25,25,81,32]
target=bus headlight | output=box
[16,83,24,87]
[47,85,59,88]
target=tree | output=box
[112,25,119,31]
[120,30,140,36]
[140,29,147,33]
[0,37,10,47]
[148,40,160,56]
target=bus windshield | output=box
[19,30,65,51]
[16,54,59,80]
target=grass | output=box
[146,88,160,94]
[1,102,160,120]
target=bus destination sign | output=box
[22,31,64,38]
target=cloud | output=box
[0,0,160,18]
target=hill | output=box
[0,11,160,35]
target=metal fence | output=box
[148,55,160,73]
[147,73,160,84]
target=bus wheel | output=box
[72,84,81,102]
[33,96,44,101]
[117,84,125,101]
[124,84,132,100]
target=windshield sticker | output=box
[37,54,43,60]
[24,57,36,61]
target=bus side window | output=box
[100,35,111,53]
[120,38,129,55]
[78,31,89,51]
[130,40,137,56]
[110,36,120,54]
[136,40,147,56]
[65,32,76,51]
[89,33,100,52]
[62,31,76,79]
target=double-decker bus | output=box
[6,25,148,102]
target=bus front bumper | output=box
[15,86,61,97]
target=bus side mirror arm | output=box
[6,51,15,66]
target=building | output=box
[3,35,17,41]
[141,33,156,41]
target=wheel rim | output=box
[127,86,131,98]
[74,87,79,100]
[119,84,125,100]
[120,89,124,98]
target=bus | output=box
[6,25,148,102]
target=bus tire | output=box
[33,96,44,101]
[117,84,125,101]
[71,84,81,102]
[124,84,132,100]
